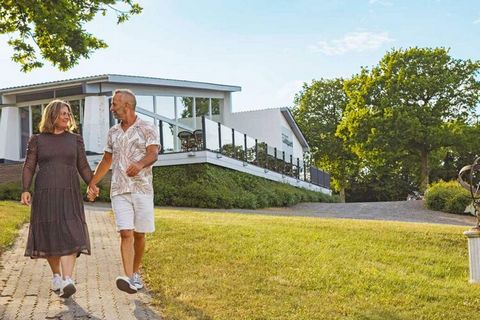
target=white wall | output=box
[0,107,21,161]
[82,96,110,154]
[223,108,304,161]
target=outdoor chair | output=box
[193,129,204,150]
[178,131,196,151]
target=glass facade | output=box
[31,105,42,134]
[10,91,325,187]
[124,95,225,155]
[155,96,175,119]
[19,99,84,158]
[20,107,29,158]
[136,95,154,113]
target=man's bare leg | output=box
[133,232,145,273]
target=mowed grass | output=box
[0,201,29,254]
[143,209,480,320]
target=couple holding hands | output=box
[21,89,160,298]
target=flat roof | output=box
[0,74,242,94]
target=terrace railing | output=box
[157,115,330,189]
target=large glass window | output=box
[20,107,29,158]
[177,97,194,129]
[155,96,175,120]
[161,122,175,153]
[211,98,221,115]
[137,112,155,124]
[136,95,154,113]
[195,98,209,117]
[69,100,82,133]
[31,105,42,134]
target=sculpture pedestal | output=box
[464,229,480,283]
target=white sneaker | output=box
[132,272,144,290]
[51,274,62,292]
[60,278,76,298]
[116,276,137,294]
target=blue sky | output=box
[1,0,479,111]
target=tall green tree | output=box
[0,0,142,71]
[338,47,480,192]
[292,78,359,201]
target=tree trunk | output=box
[420,149,429,193]
[339,187,346,203]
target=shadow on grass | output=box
[356,310,406,320]
[134,299,163,319]
[147,286,213,320]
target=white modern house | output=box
[0,74,330,194]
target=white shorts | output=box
[111,193,155,233]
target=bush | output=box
[152,164,338,209]
[425,180,471,214]
[1,163,338,209]
[0,182,22,201]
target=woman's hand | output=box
[87,183,100,202]
[21,192,31,206]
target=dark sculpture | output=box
[459,157,480,228]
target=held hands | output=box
[126,161,143,177]
[87,183,100,202]
[20,192,31,206]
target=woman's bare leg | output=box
[46,257,61,275]
[60,254,76,279]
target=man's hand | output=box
[87,183,100,202]
[21,191,31,206]
[126,162,143,177]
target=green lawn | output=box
[0,201,30,254]
[143,209,480,320]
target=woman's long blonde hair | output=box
[39,99,77,133]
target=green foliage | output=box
[336,47,480,196]
[424,180,471,214]
[0,1,142,71]
[0,164,333,208]
[0,201,30,254]
[292,78,358,201]
[430,122,480,183]
[0,182,22,201]
[152,164,338,209]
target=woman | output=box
[21,99,92,299]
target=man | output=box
[87,89,160,294]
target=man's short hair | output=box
[114,89,137,109]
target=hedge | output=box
[152,164,338,208]
[424,180,471,215]
[0,164,338,209]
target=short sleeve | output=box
[144,123,160,147]
[104,127,114,153]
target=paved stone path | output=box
[164,200,477,226]
[0,206,162,320]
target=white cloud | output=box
[474,16,480,24]
[309,31,395,55]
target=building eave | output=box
[0,74,241,95]
[280,108,310,151]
